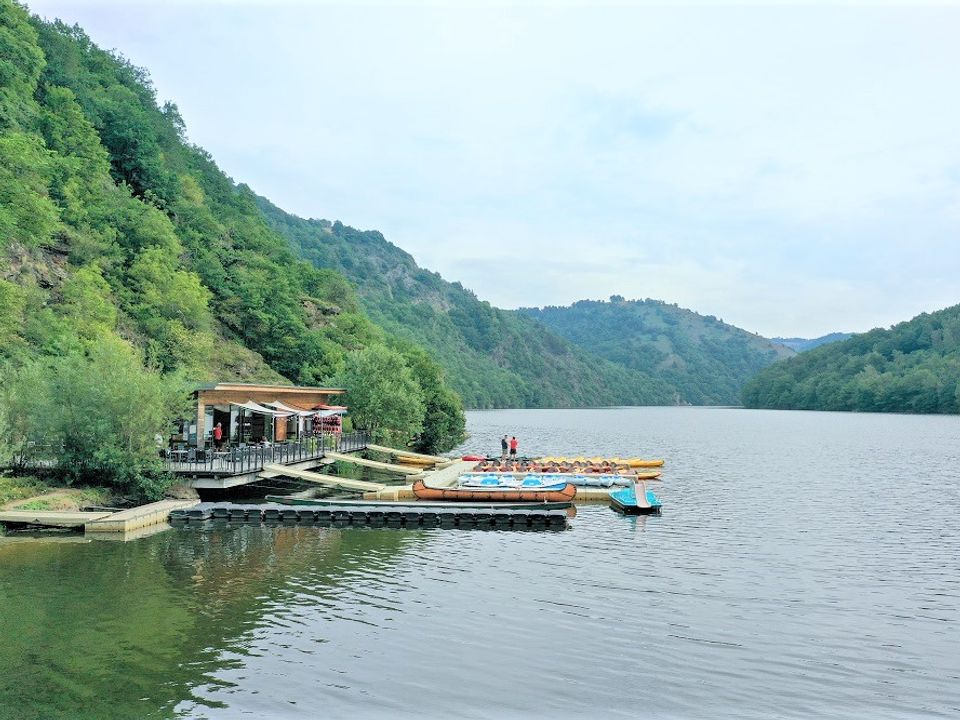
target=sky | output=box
[24,0,960,338]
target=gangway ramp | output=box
[323,452,424,476]
[261,464,389,492]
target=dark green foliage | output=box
[256,195,676,409]
[0,1,465,488]
[521,297,795,405]
[2,339,186,501]
[742,305,960,414]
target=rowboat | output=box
[609,481,662,515]
[412,479,577,503]
[265,495,574,511]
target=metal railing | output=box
[163,430,369,476]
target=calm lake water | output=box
[1,407,959,719]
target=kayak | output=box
[412,479,577,503]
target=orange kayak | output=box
[411,479,577,503]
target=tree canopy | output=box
[742,304,960,414]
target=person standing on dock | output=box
[501,435,509,459]
[509,436,519,457]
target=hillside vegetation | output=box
[520,298,794,405]
[772,333,853,353]
[0,1,463,496]
[742,304,960,413]
[256,196,676,409]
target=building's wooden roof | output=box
[195,382,345,395]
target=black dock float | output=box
[169,502,569,530]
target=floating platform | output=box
[169,502,569,530]
[0,510,112,528]
[84,499,200,533]
[266,495,573,511]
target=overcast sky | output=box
[25,0,960,337]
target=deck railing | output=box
[163,430,369,476]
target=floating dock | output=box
[169,502,569,530]
[84,499,200,533]
[0,500,200,533]
[0,510,112,528]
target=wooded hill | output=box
[256,196,674,409]
[519,298,794,405]
[772,333,852,353]
[0,1,464,459]
[742,304,960,413]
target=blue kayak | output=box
[610,485,662,515]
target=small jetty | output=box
[170,502,569,530]
[0,499,200,535]
[0,510,112,528]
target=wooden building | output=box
[188,382,346,448]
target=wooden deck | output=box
[0,510,112,528]
[84,499,200,533]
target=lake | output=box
[1,408,959,719]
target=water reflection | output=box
[0,525,411,719]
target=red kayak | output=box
[412,479,577,503]
[461,455,486,462]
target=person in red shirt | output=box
[213,422,224,450]
[509,436,519,457]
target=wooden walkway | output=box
[324,452,424,476]
[261,464,389,492]
[0,510,112,528]
[0,500,199,533]
[84,499,199,533]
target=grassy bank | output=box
[0,475,113,511]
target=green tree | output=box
[336,345,425,447]
[0,338,189,500]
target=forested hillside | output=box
[772,333,852,353]
[0,1,463,497]
[256,196,675,408]
[742,305,960,413]
[520,298,794,405]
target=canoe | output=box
[394,455,437,466]
[609,483,662,515]
[412,479,577,503]
[265,495,573,511]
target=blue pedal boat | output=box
[610,482,662,515]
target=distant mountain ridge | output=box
[743,304,960,413]
[772,333,853,352]
[255,196,675,409]
[520,297,795,405]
